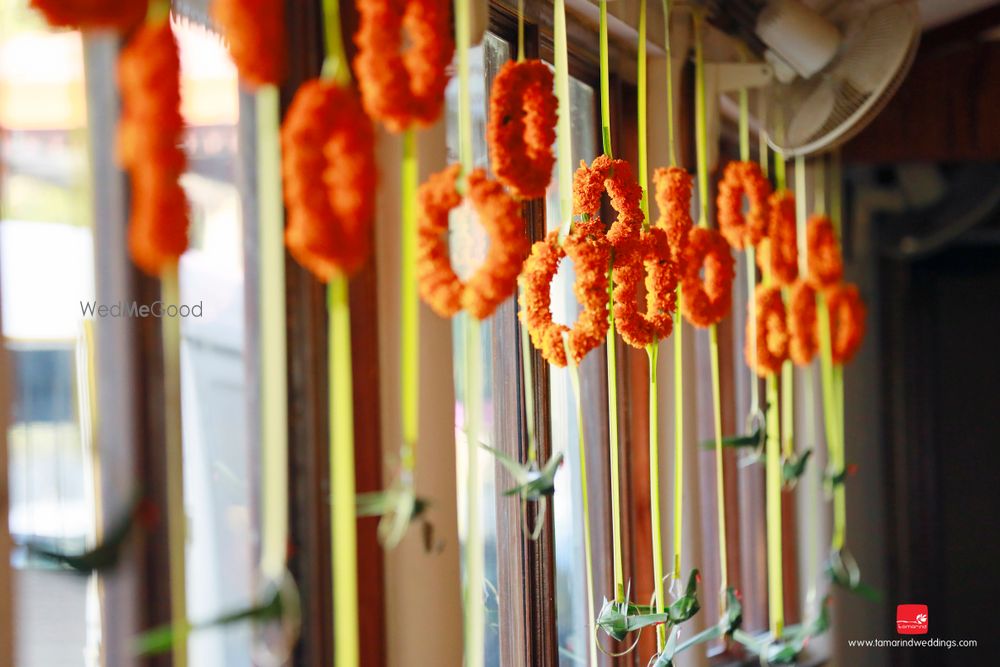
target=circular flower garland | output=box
[806,214,844,290]
[573,155,645,246]
[212,0,284,87]
[519,220,610,367]
[788,278,818,365]
[717,160,771,250]
[680,227,736,328]
[653,166,694,262]
[118,19,189,276]
[415,165,530,320]
[612,228,678,348]
[487,59,557,200]
[745,284,789,376]
[30,0,146,30]
[353,0,454,132]
[281,80,376,281]
[757,190,798,286]
[826,283,866,364]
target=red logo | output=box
[896,604,929,634]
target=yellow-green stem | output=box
[647,344,666,650]
[765,374,784,637]
[329,277,360,667]
[554,0,574,241]
[693,10,709,228]
[662,0,677,167]
[709,325,728,598]
[517,0,525,62]
[401,130,419,470]
[607,286,625,602]
[781,360,793,460]
[672,297,684,578]
[321,0,351,85]
[463,317,485,667]
[599,0,612,157]
[161,267,188,667]
[569,364,598,667]
[638,0,650,229]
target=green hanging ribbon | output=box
[160,265,188,667]
[662,0,677,168]
[765,373,784,638]
[599,0,612,157]
[401,129,419,472]
[554,0,574,242]
[257,84,289,581]
[569,361,599,667]
[329,277,360,667]
[517,0,525,62]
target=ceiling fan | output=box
[696,0,921,157]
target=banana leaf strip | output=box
[828,549,880,601]
[651,587,742,666]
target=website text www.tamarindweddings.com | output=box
[847,637,978,649]
[80,300,203,319]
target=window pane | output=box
[0,3,97,664]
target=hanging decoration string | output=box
[319,2,363,665]
[597,0,626,605]
[401,129,419,473]
[554,0,574,241]
[454,3,485,666]
[570,360,599,667]
[257,81,288,582]
[670,0,685,584]
[638,1,667,650]
[662,0,677,167]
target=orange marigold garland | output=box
[788,278,818,365]
[806,214,844,290]
[717,160,771,250]
[680,227,735,328]
[118,19,189,276]
[757,190,798,286]
[354,0,454,132]
[519,220,610,367]
[281,79,377,281]
[653,166,694,262]
[212,0,284,87]
[745,284,789,376]
[30,0,146,30]
[826,282,866,364]
[415,165,530,320]
[573,155,644,246]
[612,228,678,348]
[487,59,557,200]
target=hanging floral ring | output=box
[612,228,678,348]
[788,278,818,366]
[487,59,557,200]
[745,284,789,377]
[717,160,771,250]
[415,165,530,319]
[653,166,694,262]
[353,0,454,132]
[281,79,376,281]
[757,190,798,286]
[212,0,284,87]
[680,227,735,328]
[519,220,610,367]
[807,214,844,290]
[573,155,644,246]
[826,283,866,364]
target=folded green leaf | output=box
[25,492,151,575]
[666,568,701,624]
[596,598,670,643]
[781,449,812,487]
[356,483,430,549]
[828,550,880,601]
[698,425,764,451]
[482,444,563,501]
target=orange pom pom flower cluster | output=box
[612,228,678,348]
[680,226,735,328]
[653,166,694,262]
[415,165,530,320]
[281,80,377,281]
[118,20,189,276]
[717,160,771,250]
[519,220,610,367]
[30,0,146,30]
[212,0,284,87]
[487,60,557,200]
[354,0,454,132]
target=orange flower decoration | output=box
[612,228,678,348]
[788,278,817,365]
[487,59,557,200]
[680,227,735,328]
[281,79,376,281]
[826,283,866,364]
[519,220,610,367]
[30,0,146,30]
[573,155,644,246]
[118,20,189,276]
[717,160,771,250]
[415,165,530,320]
[745,284,789,376]
[806,214,843,290]
[653,166,694,262]
[354,0,454,132]
[757,190,798,286]
[212,0,284,87]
